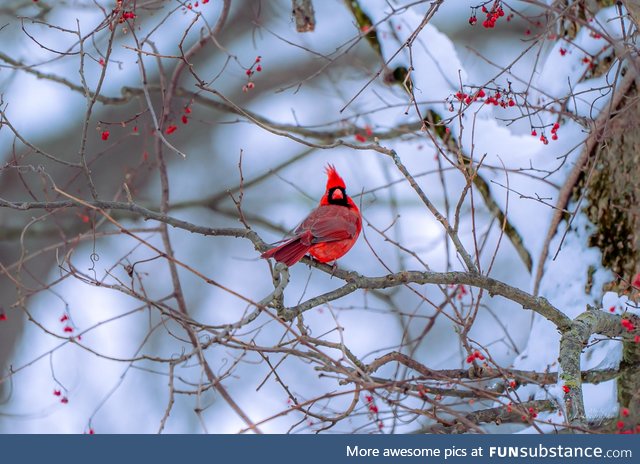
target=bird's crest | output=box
[325,164,346,190]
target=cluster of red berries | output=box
[354,125,373,143]
[186,0,210,9]
[416,384,429,399]
[53,389,69,405]
[455,90,481,105]
[531,122,560,145]
[181,106,191,125]
[243,56,262,92]
[364,395,384,430]
[582,56,595,69]
[523,407,538,421]
[455,284,468,300]
[454,88,515,108]
[365,395,378,414]
[59,313,75,335]
[111,1,135,26]
[621,318,636,332]
[616,412,640,434]
[465,350,485,363]
[165,106,193,134]
[469,3,505,28]
[620,317,640,343]
[120,11,135,21]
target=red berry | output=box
[166,125,178,135]
[101,130,110,141]
[531,129,537,136]
[562,385,570,394]
[181,115,188,124]
[355,134,367,143]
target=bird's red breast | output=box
[261,165,362,266]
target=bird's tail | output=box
[261,237,310,266]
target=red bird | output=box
[261,165,362,266]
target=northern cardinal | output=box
[261,165,362,266]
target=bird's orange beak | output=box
[331,189,344,201]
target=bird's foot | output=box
[330,261,338,277]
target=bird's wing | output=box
[296,206,359,243]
